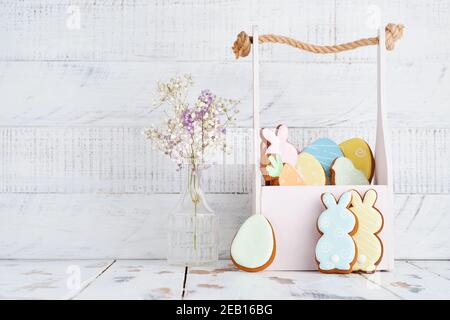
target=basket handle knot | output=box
[385,23,404,50]
[232,23,404,59]
[232,31,252,59]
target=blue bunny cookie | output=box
[303,138,343,180]
[315,191,358,274]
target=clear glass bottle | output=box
[167,165,218,266]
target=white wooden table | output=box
[1,260,448,300]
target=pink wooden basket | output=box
[249,25,395,271]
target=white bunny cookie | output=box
[350,189,384,273]
[261,125,298,166]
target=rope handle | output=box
[232,23,404,58]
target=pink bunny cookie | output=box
[261,125,298,166]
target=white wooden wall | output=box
[0,0,448,259]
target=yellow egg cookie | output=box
[279,164,304,186]
[339,138,375,182]
[349,190,384,273]
[295,152,327,185]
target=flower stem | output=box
[188,164,200,253]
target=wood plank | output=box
[395,195,450,259]
[0,127,447,194]
[0,62,448,128]
[185,260,399,299]
[407,260,450,281]
[360,261,450,299]
[0,0,336,62]
[1,1,448,63]
[1,259,448,299]
[0,193,248,259]
[0,193,448,260]
[74,260,185,300]
[335,0,450,63]
[0,259,113,300]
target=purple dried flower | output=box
[145,75,239,169]
[181,108,194,134]
[196,108,209,120]
[195,90,214,120]
[199,89,213,105]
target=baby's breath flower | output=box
[144,75,239,170]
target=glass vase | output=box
[167,165,218,266]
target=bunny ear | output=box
[262,128,276,142]
[322,193,337,208]
[363,189,378,206]
[260,139,268,153]
[338,191,352,208]
[260,128,268,140]
[351,190,363,207]
[276,125,289,141]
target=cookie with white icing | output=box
[339,138,375,182]
[303,138,343,180]
[330,157,369,185]
[231,215,276,272]
[315,191,358,274]
[261,125,298,166]
[295,152,327,185]
[350,189,384,273]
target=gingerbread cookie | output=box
[279,163,304,186]
[261,125,298,166]
[350,190,384,273]
[231,214,276,272]
[339,138,375,182]
[295,152,327,185]
[315,191,358,274]
[260,129,270,166]
[303,138,343,179]
[259,131,276,185]
[330,157,369,185]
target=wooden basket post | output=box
[375,21,396,265]
[375,24,394,194]
[252,25,261,216]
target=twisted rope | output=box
[232,23,404,58]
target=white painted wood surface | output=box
[186,261,398,300]
[408,260,450,281]
[1,127,448,194]
[359,260,450,300]
[0,1,448,128]
[1,260,448,299]
[0,0,448,261]
[75,260,185,300]
[0,62,448,128]
[185,260,450,300]
[0,260,113,300]
[1,0,448,63]
[0,193,448,259]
